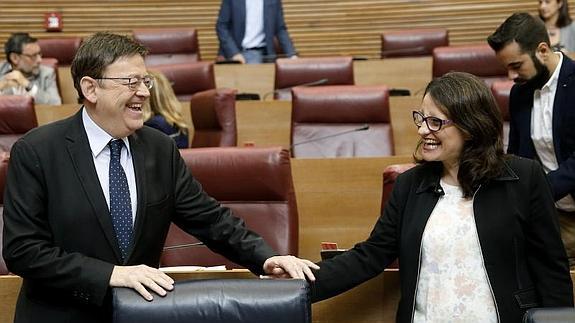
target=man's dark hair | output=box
[487,13,550,54]
[71,32,148,101]
[540,0,572,28]
[4,32,38,65]
[415,72,505,198]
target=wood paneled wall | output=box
[1,0,571,61]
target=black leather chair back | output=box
[113,279,311,323]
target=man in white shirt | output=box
[488,13,575,268]
[0,32,61,105]
[216,0,297,63]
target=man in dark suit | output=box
[216,0,297,63]
[2,32,318,323]
[488,13,575,268]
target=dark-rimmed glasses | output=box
[18,52,42,59]
[95,75,154,90]
[412,111,453,132]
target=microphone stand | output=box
[262,78,329,101]
[163,242,205,251]
[291,124,370,147]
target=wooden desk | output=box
[37,96,420,156]
[215,58,432,100]
[55,58,432,104]
[235,96,421,156]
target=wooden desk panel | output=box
[215,58,432,99]
[291,156,413,261]
[36,96,419,156]
[235,97,421,155]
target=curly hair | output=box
[415,72,506,197]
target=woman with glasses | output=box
[310,72,573,322]
[142,70,189,148]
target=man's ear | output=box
[80,76,98,103]
[8,53,20,66]
[535,42,551,61]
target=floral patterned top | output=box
[413,180,498,323]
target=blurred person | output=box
[310,72,573,322]
[0,32,61,105]
[143,70,189,148]
[2,32,318,323]
[488,12,575,268]
[538,0,575,52]
[216,0,297,64]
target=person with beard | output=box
[488,12,575,269]
[0,33,61,105]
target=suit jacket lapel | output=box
[552,56,575,159]
[65,110,123,262]
[127,132,147,261]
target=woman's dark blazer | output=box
[311,156,573,322]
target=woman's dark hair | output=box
[415,72,506,198]
[71,32,148,101]
[539,0,572,28]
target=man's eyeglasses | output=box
[18,52,42,59]
[412,111,453,132]
[95,75,154,90]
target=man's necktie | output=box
[108,139,133,261]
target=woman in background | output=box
[310,72,573,322]
[143,70,189,148]
[539,0,575,52]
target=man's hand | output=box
[1,70,29,89]
[109,265,174,301]
[232,53,246,64]
[263,255,319,281]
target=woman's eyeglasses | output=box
[412,111,453,132]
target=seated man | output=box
[0,32,62,105]
[216,0,297,64]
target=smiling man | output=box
[488,13,575,269]
[0,32,61,105]
[2,32,317,323]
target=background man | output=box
[488,12,575,268]
[2,32,317,323]
[216,0,297,63]
[0,32,61,105]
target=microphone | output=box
[214,60,242,65]
[163,242,204,251]
[262,78,329,101]
[291,124,370,148]
[380,46,427,58]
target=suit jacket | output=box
[311,158,573,322]
[216,0,296,60]
[507,55,575,201]
[2,110,276,323]
[0,61,62,105]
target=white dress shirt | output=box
[414,181,497,323]
[82,108,138,223]
[531,52,575,211]
[242,0,266,49]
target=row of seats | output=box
[0,147,297,272]
[36,27,446,66]
[34,27,507,105]
[0,78,513,157]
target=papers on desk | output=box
[160,265,226,273]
